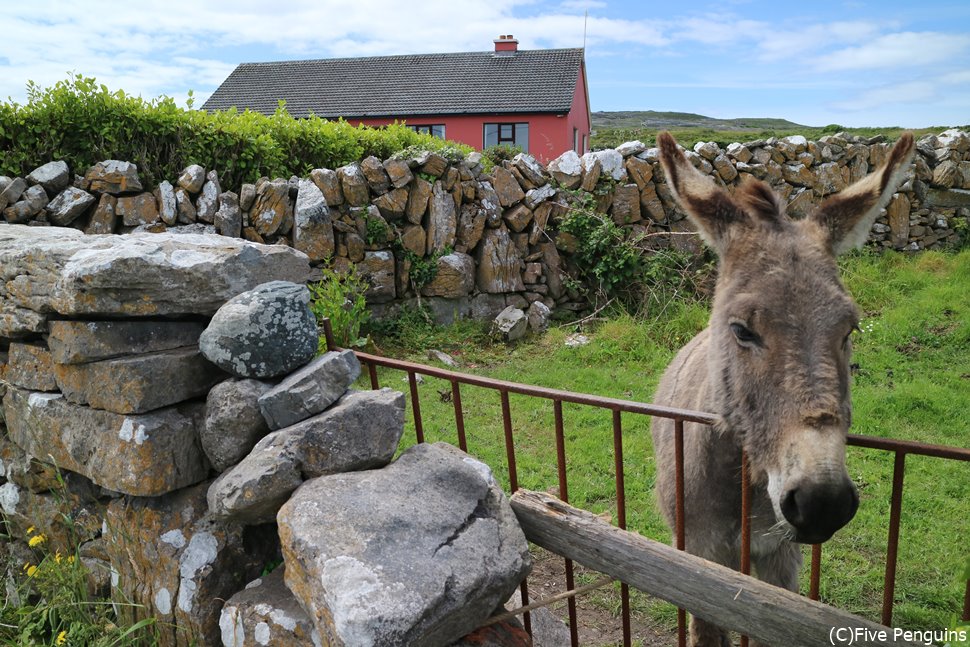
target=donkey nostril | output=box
[780,489,804,527]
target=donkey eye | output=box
[730,322,759,346]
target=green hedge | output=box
[0,75,472,190]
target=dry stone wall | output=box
[0,226,533,647]
[2,129,967,326]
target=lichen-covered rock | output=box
[6,341,58,392]
[4,184,49,223]
[406,177,432,224]
[360,156,391,194]
[215,191,242,238]
[257,349,361,430]
[491,306,528,342]
[293,179,334,262]
[208,389,404,524]
[611,183,641,225]
[427,182,458,253]
[196,171,221,224]
[177,164,206,194]
[359,251,396,304]
[219,567,320,647]
[47,319,205,364]
[490,167,526,207]
[338,163,369,207]
[85,160,142,194]
[383,158,413,189]
[0,226,311,332]
[250,179,290,237]
[53,347,225,414]
[27,161,71,195]
[0,479,102,555]
[199,281,318,379]
[476,226,524,294]
[116,192,160,227]
[420,252,476,298]
[78,193,112,234]
[46,186,96,225]
[503,203,533,233]
[104,482,279,647]
[373,187,409,220]
[155,181,178,226]
[277,442,531,647]
[3,387,208,496]
[548,150,583,190]
[457,204,486,251]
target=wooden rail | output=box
[510,490,921,647]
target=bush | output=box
[0,75,473,190]
[307,265,370,349]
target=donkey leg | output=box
[686,535,738,647]
[689,615,734,647]
[749,541,803,647]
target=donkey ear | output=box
[657,132,747,254]
[811,133,915,255]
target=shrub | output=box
[307,265,370,349]
[0,75,473,190]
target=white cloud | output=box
[831,80,940,112]
[814,32,970,71]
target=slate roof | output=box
[202,48,585,119]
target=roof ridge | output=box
[239,48,584,67]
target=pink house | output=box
[203,36,591,163]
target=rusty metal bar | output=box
[451,380,467,452]
[519,578,532,637]
[368,361,379,389]
[848,434,970,462]
[611,409,631,647]
[674,418,687,647]
[407,371,424,444]
[810,544,822,601]
[500,389,519,493]
[553,399,580,647]
[740,451,752,647]
[353,350,719,425]
[882,451,907,626]
[322,319,336,352]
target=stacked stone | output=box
[0,224,532,646]
[4,129,966,332]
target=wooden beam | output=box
[510,489,919,647]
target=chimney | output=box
[493,34,519,55]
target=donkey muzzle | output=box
[780,476,859,544]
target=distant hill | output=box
[591,110,810,131]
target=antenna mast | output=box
[583,10,588,51]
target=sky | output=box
[1,0,968,128]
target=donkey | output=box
[651,131,914,646]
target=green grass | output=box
[361,249,970,637]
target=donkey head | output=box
[658,133,914,544]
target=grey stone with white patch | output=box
[277,442,531,647]
[257,349,361,430]
[527,301,551,334]
[208,388,404,524]
[196,171,221,223]
[202,378,275,472]
[198,281,318,379]
[47,319,206,364]
[219,567,321,647]
[177,164,206,194]
[46,186,96,225]
[491,306,528,342]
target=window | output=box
[408,124,446,139]
[483,122,529,153]
[573,128,579,153]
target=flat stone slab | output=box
[0,225,311,336]
[53,346,226,414]
[219,567,321,647]
[277,442,531,647]
[3,387,208,496]
[208,388,404,524]
[257,349,361,430]
[47,319,207,364]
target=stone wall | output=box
[2,129,968,325]
[0,225,534,646]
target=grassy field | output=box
[587,110,958,150]
[363,249,970,641]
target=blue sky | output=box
[2,0,968,128]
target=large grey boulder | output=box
[258,349,361,430]
[0,225,311,337]
[201,378,274,472]
[277,442,531,647]
[198,281,318,379]
[207,388,404,524]
[491,306,528,342]
[3,387,208,496]
[177,164,206,193]
[476,226,525,294]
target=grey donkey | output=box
[651,131,915,646]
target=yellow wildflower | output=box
[55,551,62,563]
[26,564,37,577]
[67,556,76,564]
[28,533,46,547]
[56,630,68,645]
[26,526,35,535]
[22,562,31,572]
